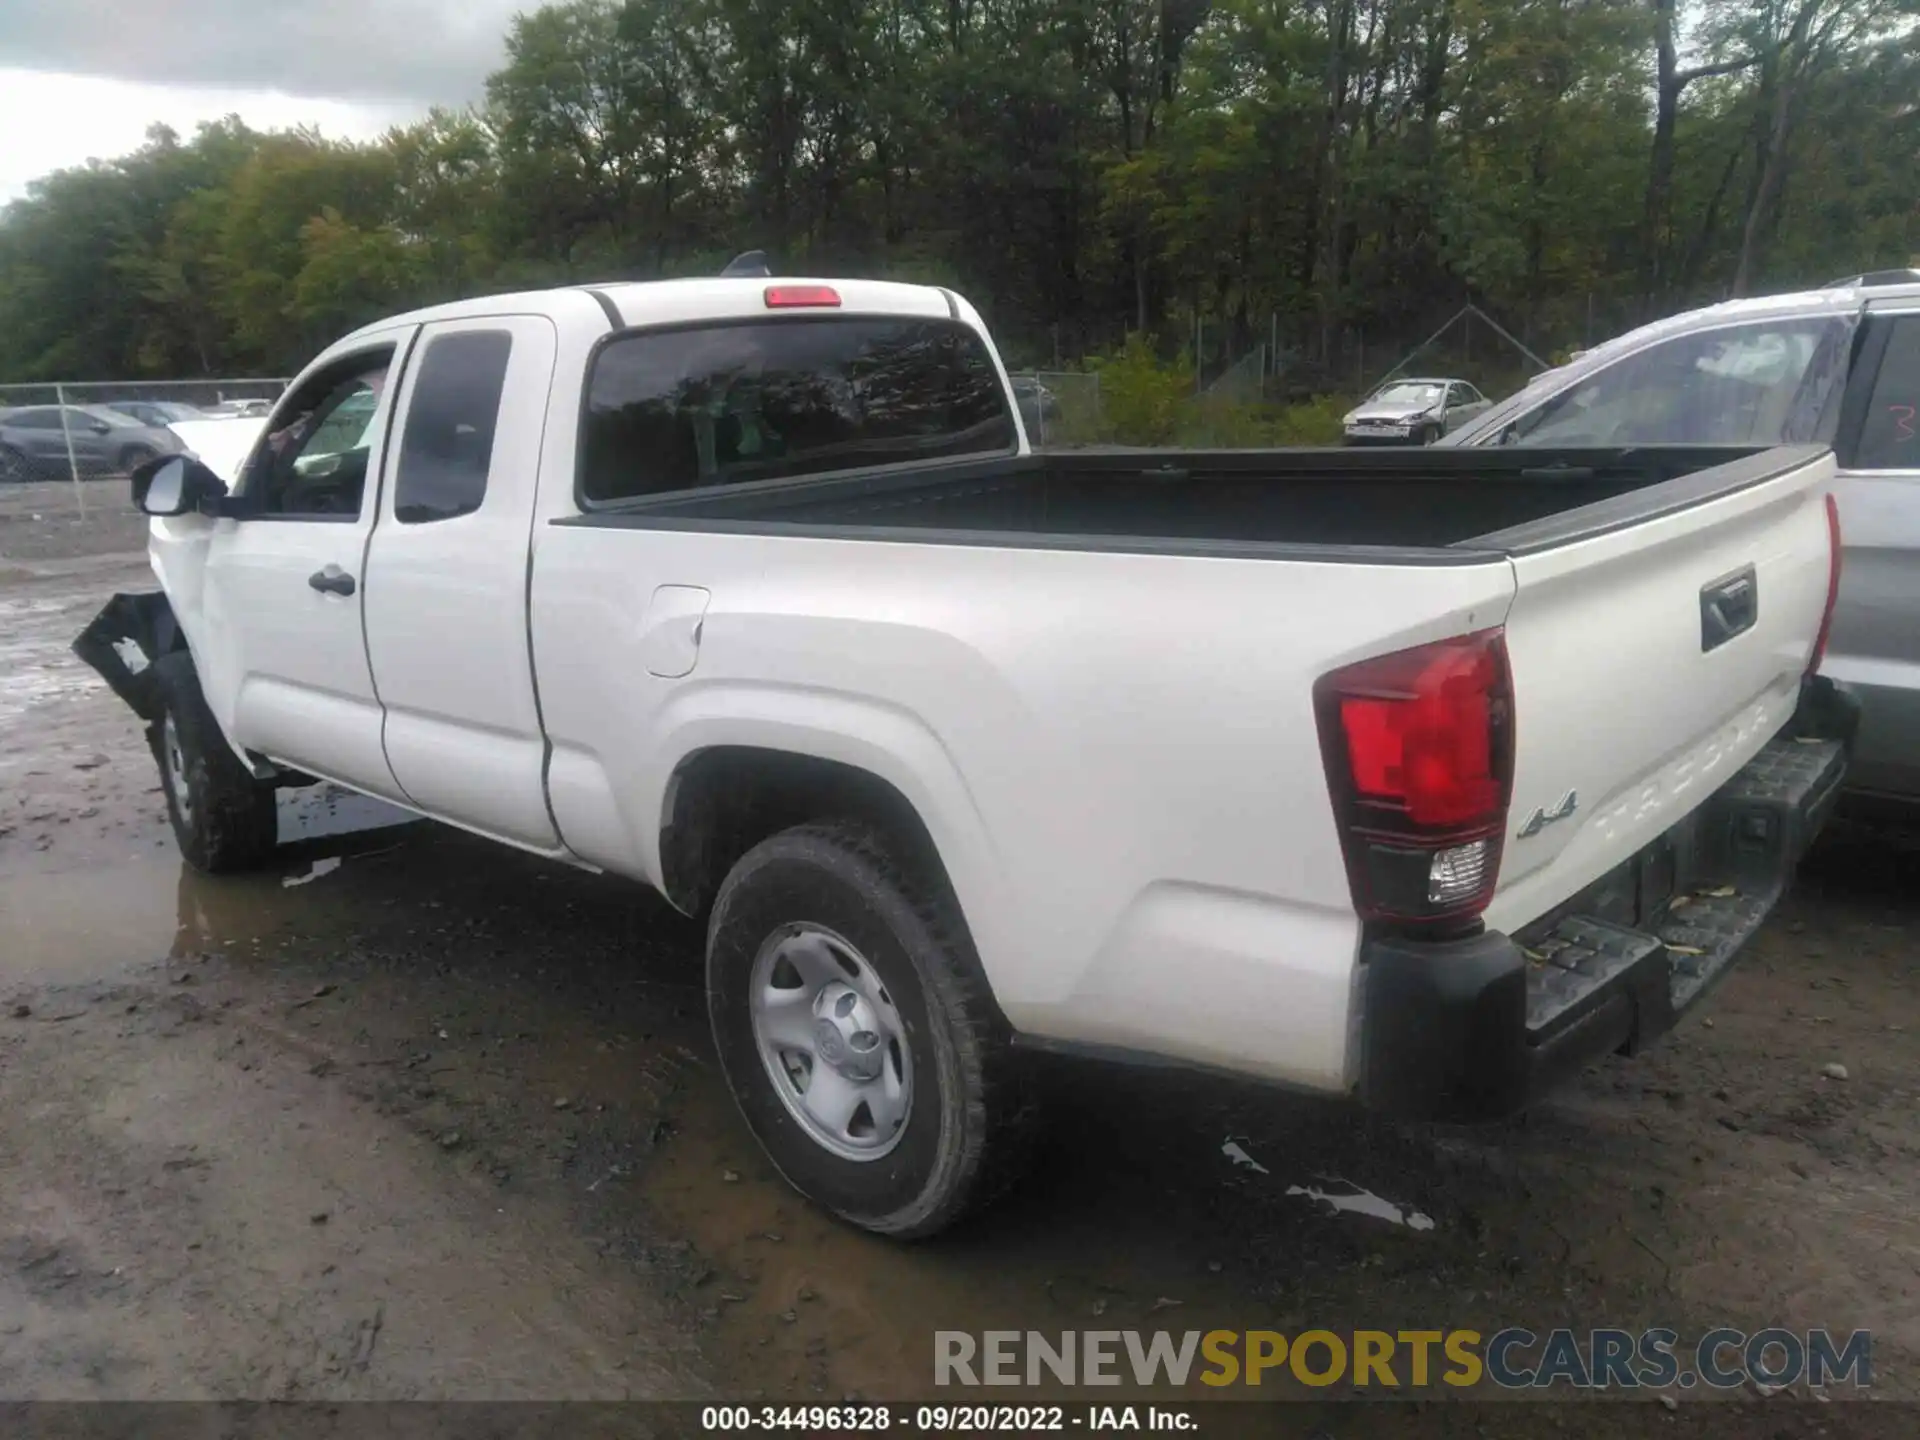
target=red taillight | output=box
[1807,492,1842,675]
[1315,629,1514,926]
[764,285,842,308]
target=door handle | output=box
[308,566,356,597]
[1700,566,1757,652]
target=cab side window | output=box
[238,350,393,520]
[1853,317,1920,470]
[393,330,514,523]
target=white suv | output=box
[1447,276,1920,804]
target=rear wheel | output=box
[706,820,1033,1238]
[117,443,159,475]
[150,653,279,873]
[0,445,28,482]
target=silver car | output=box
[0,404,184,481]
[1341,377,1492,445]
[105,400,211,429]
[1444,275,1920,803]
[206,398,273,419]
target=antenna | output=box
[721,250,771,278]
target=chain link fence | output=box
[1009,371,1104,449]
[1200,347,1267,404]
[0,378,286,563]
[0,378,288,492]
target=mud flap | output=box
[71,591,182,724]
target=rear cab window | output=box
[578,316,1016,506]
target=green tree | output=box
[0,0,1913,390]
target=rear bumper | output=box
[1360,675,1858,1121]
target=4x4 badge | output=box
[1518,789,1578,838]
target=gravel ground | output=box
[3,493,1917,1434]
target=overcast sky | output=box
[0,0,525,201]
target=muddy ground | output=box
[3,480,1918,1433]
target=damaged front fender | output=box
[71,591,185,724]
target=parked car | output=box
[105,400,211,429]
[205,398,274,419]
[1341,377,1492,444]
[1444,273,1919,803]
[78,266,1852,1237]
[0,404,183,480]
[1009,376,1058,440]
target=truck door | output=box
[1827,301,1920,797]
[173,333,416,800]
[361,315,564,853]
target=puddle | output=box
[1222,1137,1434,1229]
[0,595,105,721]
[283,856,344,888]
[0,847,395,985]
[1,856,187,981]
[0,788,417,984]
[1284,1180,1436,1231]
[1221,1138,1270,1174]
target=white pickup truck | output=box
[77,267,1856,1237]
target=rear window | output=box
[579,316,1016,504]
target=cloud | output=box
[0,69,422,201]
[0,0,522,106]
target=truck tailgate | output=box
[1483,448,1837,934]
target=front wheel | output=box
[706,821,1033,1238]
[1417,424,1441,445]
[150,653,279,873]
[117,443,159,475]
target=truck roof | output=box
[340,276,963,344]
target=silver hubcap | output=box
[163,714,192,824]
[749,924,912,1162]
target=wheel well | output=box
[659,747,951,920]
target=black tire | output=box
[0,445,29,482]
[1418,424,1440,445]
[149,652,279,873]
[706,820,1033,1238]
[117,443,159,475]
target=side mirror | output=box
[132,454,227,517]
